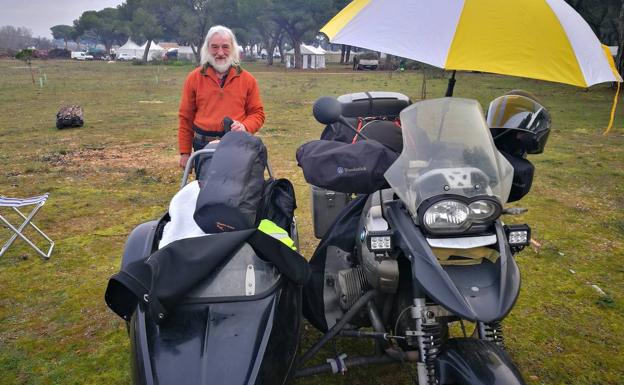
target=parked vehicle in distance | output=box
[116,52,137,61]
[353,52,379,70]
[71,51,94,61]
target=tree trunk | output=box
[268,43,276,66]
[340,44,346,64]
[28,62,35,85]
[277,35,285,64]
[191,43,201,65]
[345,46,351,63]
[293,39,302,69]
[142,40,152,63]
[105,42,112,56]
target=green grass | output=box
[0,59,623,384]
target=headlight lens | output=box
[423,200,470,232]
[422,198,501,234]
[468,200,498,220]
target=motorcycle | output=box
[105,90,550,385]
[294,91,550,384]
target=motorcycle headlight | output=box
[468,200,499,220]
[423,200,471,232]
[421,197,501,234]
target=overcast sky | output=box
[0,0,124,39]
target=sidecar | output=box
[106,135,309,385]
[121,218,304,385]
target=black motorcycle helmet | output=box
[486,90,552,156]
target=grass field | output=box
[0,59,623,385]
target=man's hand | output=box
[179,153,190,169]
[230,120,247,132]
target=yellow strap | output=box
[604,81,620,135]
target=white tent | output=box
[139,41,166,61]
[116,38,142,59]
[285,44,326,69]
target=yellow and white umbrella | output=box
[322,0,621,88]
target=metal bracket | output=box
[245,264,255,296]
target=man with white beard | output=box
[178,25,265,171]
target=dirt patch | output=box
[42,144,174,173]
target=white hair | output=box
[200,25,240,68]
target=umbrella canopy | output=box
[321,0,621,87]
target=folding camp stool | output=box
[0,193,54,259]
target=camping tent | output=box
[115,39,142,59]
[285,44,326,69]
[139,41,166,61]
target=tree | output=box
[0,25,33,50]
[154,0,240,64]
[51,25,75,49]
[239,0,283,65]
[269,0,334,69]
[75,8,126,54]
[131,8,163,61]
[565,0,624,81]
[15,48,35,85]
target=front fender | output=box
[437,339,525,385]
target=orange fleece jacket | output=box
[178,65,265,154]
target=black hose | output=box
[298,290,378,365]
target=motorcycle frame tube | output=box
[384,201,520,322]
[297,290,378,365]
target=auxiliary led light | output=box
[366,230,394,252]
[370,236,392,250]
[504,224,531,247]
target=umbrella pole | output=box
[445,70,457,97]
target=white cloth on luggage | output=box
[158,181,208,249]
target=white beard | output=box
[207,53,233,73]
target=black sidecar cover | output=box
[106,223,310,385]
[106,228,309,322]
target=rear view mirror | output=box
[312,96,343,125]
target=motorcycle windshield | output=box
[384,98,513,215]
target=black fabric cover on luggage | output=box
[296,139,399,194]
[105,228,311,323]
[256,178,297,235]
[320,118,359,143]
[302,195,368,332]
[194,132,267,233]
[501,151,534,202]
